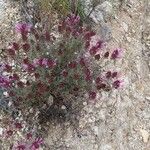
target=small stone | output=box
[122,22,128,32]
[140,129,149,143]
[83,102,87,106]
[145,97,150,101]
[88,116,95,123]
[99,1,113,15]
[48,95,53,106]
[0,127,3,135]
[61,105,66,110]
[8,101,12,107]
[136,56,140,59]
[126,36,131,42]
[29,108,34,113]
[90,11,104,24]
[94,144,98,149]
[92,126,99,135]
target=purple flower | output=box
[96,40,103,49]
[84,31,96,40]
[26,133,32,140]
[22,64,35,72]
[3,64,12,72]
[7,48,15,56]
[12,42,19,50]
[22,43,30,52]
[95,77,103,84]
[6,130,13,137]
[47,59,56,68]
[45,31,50,41]
[33,58,43,67]
[97,83,106,90]
[113,80,123,89]
[112,72,118,78]
[14,122,23,129]
[89,46,99,55]
[42,58,49,67]
[16,144,26,150]
[30,137,43,150]
[12,142,26,150]
[104,51,109,58]
[15,23,32,34]
[95,54,100,60]
[84,67,92,81]
[89,41,103,56]
[105,71,112,79]
[65,14,80,26]
[79,57,88,67]
[0,75,11,88]
[89,91,97,99]
[68,61,77,69]
[33,58,56,68]
[62,70,68,77]
[111,48,123,59]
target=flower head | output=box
[12,42,19,50]
[3,64,12,72]
[112,72,118,78]
[22,64,36,72]
[14,122,23,129]
[105,71,111,79]
[26,133,32,140]
[65,14,80,26]
[111,48,123,59]
[89,91,97,99]
[15,23,32,34]
[16,144,26,150]
[6,130,13,137]
[62,70,68,77]
[30,137,43,150]
[113,80,123,89]
[68,61,77,69]
[22,43,30,52]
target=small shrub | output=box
[0,13,123,149]
[3,16,121,102]
[1,14,123,113]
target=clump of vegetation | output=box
[1,13,123,120]
[36,0,86,20]
[0,1,123,149]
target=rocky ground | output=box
[0,0,149,150]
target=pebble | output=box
[83,102,87,106]
[126,36,132,42]
[122,22,128,32]
[48,95,54,106]
[92,126,99,135]
[61,105,66,110]
[94,144,99,149]
[0,127,3,135]
[88,116,96,123]
[140,129,149,143]
[90,11,104,24]
[145,96,150,101]
[99,1,113,15]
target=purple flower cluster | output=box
[0,75,11,88]
[65,14,80,26]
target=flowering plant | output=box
[0,14,123,120]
